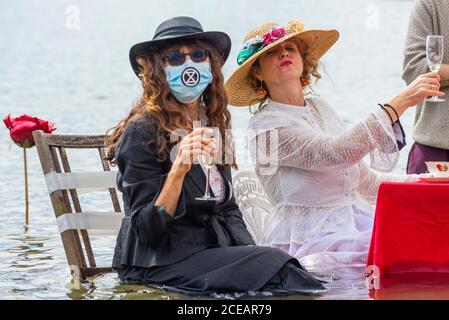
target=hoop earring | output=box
[300,77,311,87]
[256,80,267,96]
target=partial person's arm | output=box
[116,121,187,247]
[154,127,215,215]
[154,168,185,216]
[357,160,421,206]
[251,72,442,174]
[258,110,399,173]
[402,0,449,87]
[250,105,399,174]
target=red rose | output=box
[3,114,56,148]
[271,27,286,39]
[262,33,274,45]
[262,27,286,45]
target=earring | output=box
[256,80,267,96]
[300,77,311,87]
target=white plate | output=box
[419,177,449,183]
[425,161,449,177]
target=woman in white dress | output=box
[225,20,444,277]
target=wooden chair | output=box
[33,130,124,282]
[232,170,272,245]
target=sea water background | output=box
[0,0,429,299]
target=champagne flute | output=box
[195,128,221,201]
[426,35,445,102]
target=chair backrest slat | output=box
[45,134,106,148]
[98,147,122,213]
[58,146,97,268]
[58,147,82,212]
[56,212,124,234]
[44,171,117,194]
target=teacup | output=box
[425,161,449,177]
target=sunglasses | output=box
[164,49,209,66]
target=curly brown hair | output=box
[248,39,321,113]
[105,39,236,168]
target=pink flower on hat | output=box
[262,27,286,45]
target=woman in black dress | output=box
[105,16,325,296]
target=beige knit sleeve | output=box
[402,0,435,85]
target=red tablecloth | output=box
[366,182,449,280]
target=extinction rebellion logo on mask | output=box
[181,67,201,87]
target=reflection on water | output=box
[370,285,449,300]
[369,273,449,300]
[4,224,449,300]
[0,229,188,300]
[0,228,373,300]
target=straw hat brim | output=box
[225,29,339,106]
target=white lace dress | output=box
[247,97,420,276]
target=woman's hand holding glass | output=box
[172,127,216,177]
[387,72,444,122]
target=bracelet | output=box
[378,103,394,124]
[383,104,399,122]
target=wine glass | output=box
[426,35,445,102]
[195,128,221,201]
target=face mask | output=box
[165,60,213,104]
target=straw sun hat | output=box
[225,20,339,106]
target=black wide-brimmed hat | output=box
[129,16,232,77]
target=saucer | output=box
[419,177,449,183]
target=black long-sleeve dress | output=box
[111,116,326,296]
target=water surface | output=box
[1,0,428,300]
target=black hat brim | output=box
[129,31,231,77]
